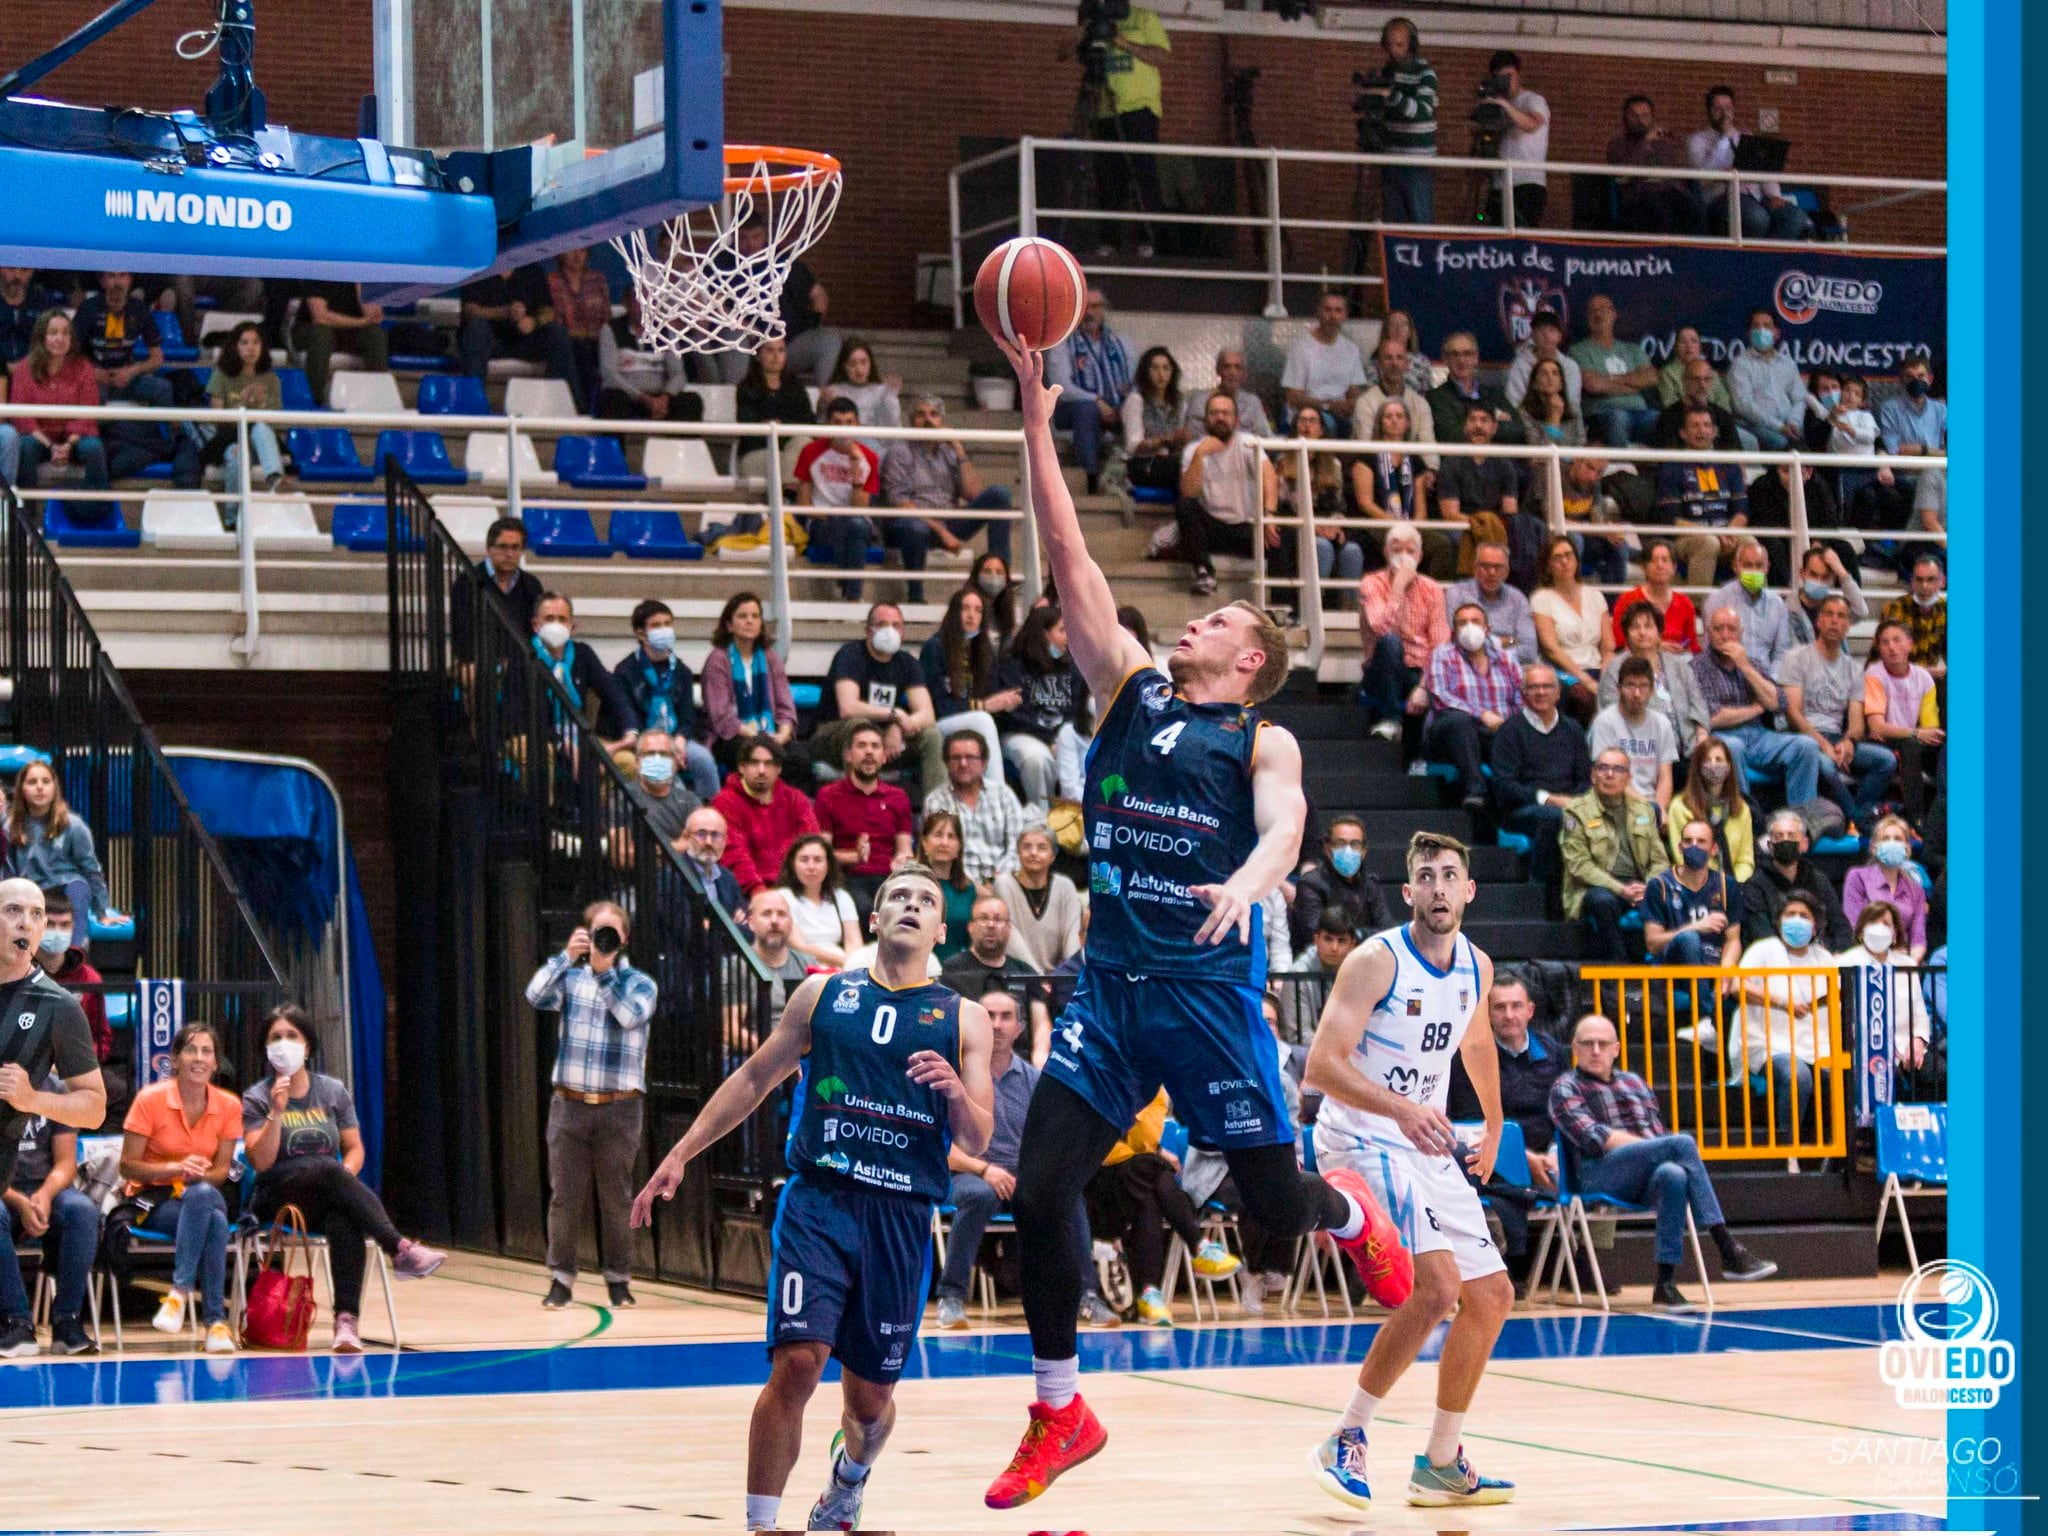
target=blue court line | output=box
[0,1302,1905,1413]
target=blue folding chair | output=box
[1287,1122,1355,1320]
[1873,1102,1946,1271]
[416,375,490,416]
[331,501,423,552]
[928,1203,1013,1317]
[373,429,467,486]
[1545,1133,1713,1312]
[525,507,610,559]
[151,309,200,363]
[609,510,705,560]
[1455,1118,1561,1293]
[287,427,376,483]
[553,435,649,491]
[1156,1117,1242,1321]
[43,501,141,548]
[276,367,320,413]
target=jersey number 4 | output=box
[1149,721,1187,756]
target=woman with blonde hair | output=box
[7,761,111,922]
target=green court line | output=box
[1117,1369,1914,1515]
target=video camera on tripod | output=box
[1467,71,1515,155]
[1351,69,1391,154]
[1075,0,1132,88]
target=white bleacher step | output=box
[505,378,581,420]
[432,497,503,555]
[141,492,236,553]
[465,432,556,487]
[244,495,331,553]
[330,371,412,416]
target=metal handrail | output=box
[950,135,1946,322]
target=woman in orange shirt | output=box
[120,1024,242,1351]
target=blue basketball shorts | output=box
[764,1172,933,1383]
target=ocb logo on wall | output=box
[138,979,185,1088]
[1879,1259,2016,1409]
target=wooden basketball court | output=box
[1,1256,1945,1532]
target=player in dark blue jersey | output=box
[982,334,1386,1510]
[633,865,995,1533]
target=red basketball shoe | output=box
[985,1395,1108,1509]
[1323,1166,1415,1307]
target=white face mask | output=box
[645,625,676,655]
[1457,622,1488,653]
[537,621,571,652]
[266,1038,307,1076]
[1389,549,1420,574]
[1861,924,1895,956]
[869,625,902,656]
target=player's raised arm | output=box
[1455,954,1502,1182]
[995,333,1151,703]
[632,974,824,1226]
[909,996,996,1158]
[1191,722,1308,946]
[1305,942,1459,1158]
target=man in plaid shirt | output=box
[1424,601,1524,812]
[1548,1014,1776,1309]
[921,731,1028,885]
[526,899,660,1312]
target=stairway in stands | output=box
[1261,687,1582,963]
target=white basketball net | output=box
[611,150,843,356]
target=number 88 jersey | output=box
[1083,666,1266,985]
[1317,925,1484,1153]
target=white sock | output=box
[1033,1355,1080,1410]
[1330,1192,1367,1242]
[834,1447,873,1486]
[1337,1385,1382,1433]
[1427,1408,1465,1466]
[744,1493,780,1531]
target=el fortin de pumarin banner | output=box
[1380,233,1945,378]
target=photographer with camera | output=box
[526,900,660,1311]
[1356,17,1439,226]
[1082,0,1172,258]
[1478,50,1550,229]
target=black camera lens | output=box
[592,926,623,956]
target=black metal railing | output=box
[0,485,284,1073]
[385,466,774,1290]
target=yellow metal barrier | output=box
[1579,966,1849,1160]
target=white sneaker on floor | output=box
[151,1290,188,1335]
[1370,720,1401,741]
[204,1321,238,1354]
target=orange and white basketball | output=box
[973,236,1088,351]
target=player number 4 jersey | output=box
[1317,925,1484,1153]
[1082,666,1267,985]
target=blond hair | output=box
[1227,601,1291,704]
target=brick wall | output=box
[21,3,1943,329]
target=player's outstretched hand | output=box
[906,1049,965,1100]
[1190,882,1254,947]
[631,1150,688,1228]
[991,333,1059,417]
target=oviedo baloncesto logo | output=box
[1879,1259,2016,1410]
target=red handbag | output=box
[243,1204,317,1351]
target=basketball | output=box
[974,236,1088,351]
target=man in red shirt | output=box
[794,398,882,601]
[709,739,818,895]
[813,723,914,917]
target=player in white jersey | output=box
[1304,830,1517,1511]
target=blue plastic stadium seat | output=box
[790,683,823,711]
[287,427,375,483]
[802,538,887,566]
[553,435,649,492]
[44,501,141,548]
[1496,829,1532,857]
[134,457,179,481]
[1812,833,1861,858]
[374,429,467,486]
[525,507,610,559]
[609,510,704,561]
[1743,766,1769,792]
[151,310,200,363]
[1130,485,1175,506]
[88,911,136,944]
[276,367,320,413]
[0,746,52,775]
[416,375,490,417]
[331,500,422,552]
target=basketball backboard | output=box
[372,0,724,288]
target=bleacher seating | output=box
[504,378,579,419]
[374,429,467,486]
[463,431,556,487]
[431,497,504,556]
[684,383,736,423]
[43,501,141,548]
[287,427,377,483]
[141,491,234,552]
[276,367,320,413]
[553,435,649,491]
[644,437,734,493]
[244,496,331,553]
[151,310,201,363]
[524,507,609,559]
[417,375,491,416]
[332,500,421,552]
[330,372,410,416]
[609,510,704,560]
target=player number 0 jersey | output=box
[1317,925,1484,1154]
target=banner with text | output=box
[1381,234,1946,378]
[136,978,184,1090]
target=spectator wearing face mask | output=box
[1837,899,1933,1083]
[241,1006,445,1353]
[529,593,635,753]
[31,891,108,1068]
[1841,815,1929,962]
[1643,818,1743,971]
[1664,738,1754,883]
[610,601,719,800]
[1357,523,1448,742]
[626,730,701,846]
[1877,555,1947,681]
[1289,816,1393,955]
[1734,894,1834,1141]
[1728,309,1805,452]
[1425,602,1525,813]
[1743,810,1851,951]
[809,602,942,793]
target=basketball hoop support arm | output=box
[2,0,261,138]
